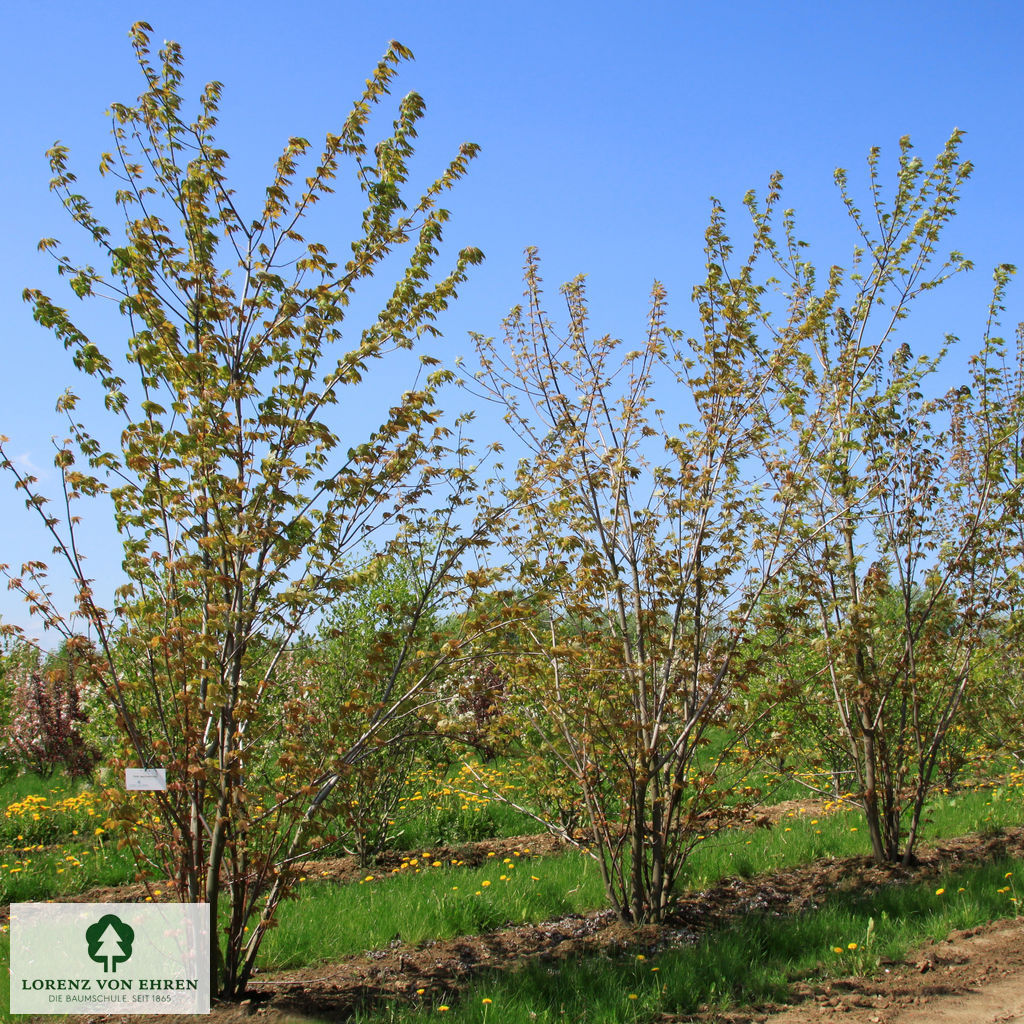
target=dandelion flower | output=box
[935,888,945,896]
[848,942,857,950]
[833,946,843,954]
[482,998,492,1005]
[439,1005,450,1012]
[481,880,491,887]
[628,993,638,1000]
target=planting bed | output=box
[13,825,1024,1024]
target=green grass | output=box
[0,773,100,849]
[391,794,537,851]
[346,856,1024,1023]
[388,760,545,850]
[257,778,1024,973]
[0,836,137,904]
[260,849,605,970]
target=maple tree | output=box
[752,132,1019,865]
[469,243,800,923]
[0,23,492,997]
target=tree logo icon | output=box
[86,914,135,973]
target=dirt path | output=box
[714,918,1024,1024]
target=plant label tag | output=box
[125,768,167,791]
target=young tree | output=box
[755,133,1013,865]
[2,643,99,778]
[950,322,1024,774]
[0,24,492,997]
[303,549,450,864]
[469,242,799,924]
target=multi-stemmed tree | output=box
[754,133,1016,864]
[0,24,493,997]
[469,237,801,923]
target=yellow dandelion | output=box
[481,880,491,887]
[935,888,945,896]
[848,942,857,950]
[482,998,492,1005]
[832,946,843,954]
[439,1005,450,1012]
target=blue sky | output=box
[1,0,1022,637]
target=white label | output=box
[125,768,167,791]
[11,902,210,1014]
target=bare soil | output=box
[12,823,1024,1023]
[704,919,1024,1023]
